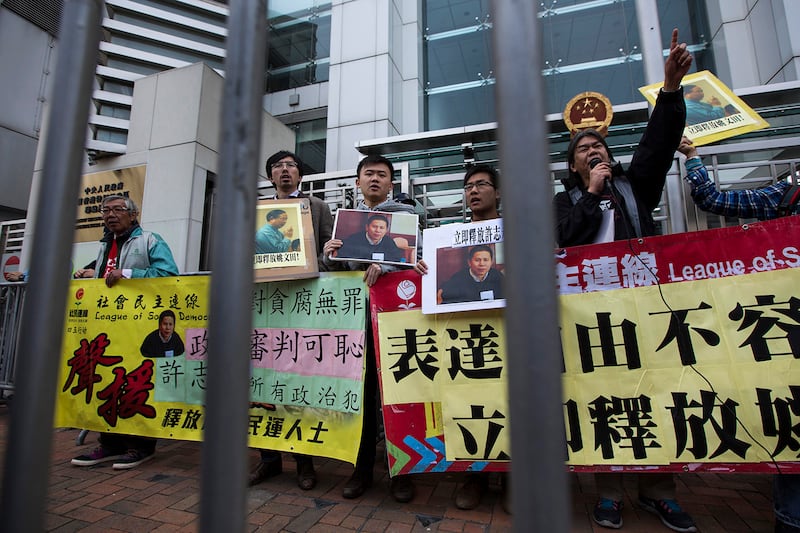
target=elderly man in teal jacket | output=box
[72,194,179,469]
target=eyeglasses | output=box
[100,206,130,215]
[271,161,299,170]
[463,180,494,192]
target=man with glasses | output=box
[72,194,179,469]
[264,150,333,255]
[437,165,504,306]
[73,196,178,285]
[553,30,697,532]
[462,164,501,222]
[249,150,333,491]
[555,31,691,249]
[415,164,508,511]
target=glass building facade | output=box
[424,0,714,130]
[84,0,792,198]
[265,1,331,93]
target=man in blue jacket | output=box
[678,136,800,533]
[678,136,799,220]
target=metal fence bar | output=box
[0,283,26,393]
[492,1,569,532]
[0,1,104,530]
[199,0,267,531]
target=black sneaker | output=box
[71,446,126,466]
[593,498,623,529]
[638,497,697,532]
[111,449,154,470]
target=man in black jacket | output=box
[439,244,503,304]
[553,29,698,533]
[555,30,691,249]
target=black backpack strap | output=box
[777,184,800,217]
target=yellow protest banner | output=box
[377,268,800,466]
[56,272,366,464]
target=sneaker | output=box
[593,498,623,529]
[111,450,154,470]
[638,497,697,533]
[71,446,126,466]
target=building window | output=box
[266,2,332,92]
[289,117,328,174]
[424,0,494,130]
[540,0,713,114]
[423,0,713,130]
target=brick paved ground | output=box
[0,404,778,532]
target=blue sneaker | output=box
[593,498,623,529]
[638,497,697,532]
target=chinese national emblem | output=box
[563,91,613,137]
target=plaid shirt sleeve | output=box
[684,156,787,220]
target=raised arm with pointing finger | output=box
[553,29,699,533]
[554,28,693,248]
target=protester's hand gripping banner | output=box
[55,272,367,464]
[372,216,800,475]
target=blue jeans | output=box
[774,475,800,530]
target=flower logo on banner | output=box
[396,279,417,309]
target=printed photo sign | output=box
[254,198,319,282]
[330,209,418,267]
[421,219,505,314]
[639,70,768,146]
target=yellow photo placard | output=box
[639,70,768,146]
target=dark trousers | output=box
[99,433,156,455]
[354,320,378,473]
[259,449,312,465]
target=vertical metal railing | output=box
[492,1,569,532]
[199,1,267,531]
[0,283,26,394]
[0,1,104,531]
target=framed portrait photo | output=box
[330,209,419,266]
[639,70,768,146]
[421,219,506,314]
[253,198,319,282]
